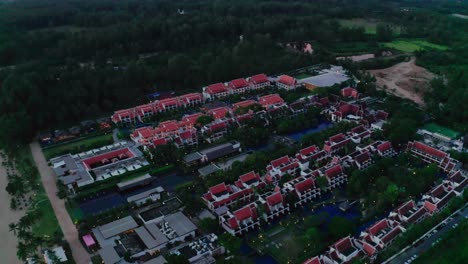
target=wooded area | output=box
[0,0,467,143]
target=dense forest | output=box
[0,0,467,143]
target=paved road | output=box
[30,142,90,264]
[388,205,468,264]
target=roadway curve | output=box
[30,142,90,264]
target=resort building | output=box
[220,204,260,236]
[407,141,459,173]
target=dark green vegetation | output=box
[377,191,468,262]
[1,0,468,144]
[2,146,62,261]
[413,219,468,264]
[347,155,438,216]
[42,133,113,160]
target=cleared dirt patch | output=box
[368,57,434,105]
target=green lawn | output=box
[338,18,378,34]
[382,40,448,53]
[294,73,313,80]
[43,133,114,160]
[423,123,460,139]
[29,189,62,238]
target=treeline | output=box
[0,0,467,144]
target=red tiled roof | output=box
[325,165,343,179]
[271,156,291,168]
[355,151,371,164]
[424,201,437,213]
[159,97,179,106]
[234,205,255,221]
[208,107,231,120]
[329,133,345,143]
[206,83,228,94]
[339,103,360,116]
[295,178,315,193]
[152,137,167,146]
[381,227,403,244]
[181,112,203,126]
[250,74,269,84]
[136,104,153,113]
[233,100,257,111]
[209,183,228,195]
[362,242,376,256]
[278,75,296,86]
[82,148,134,169]
[410,142,447,159]
[229,78,249,89]
[319,97,329,106]
[180,93,202,102]
[449,171,465,184]
[134,127,154,139]
[178,130,193,140]
[368,219,389,236]
[303,256,322,264]
[376,110,389,121]
[341,87,358,98]
[377,141,392,153]
[240,171,259,183]
[300,145,318,156]
[431,184,447,198]
[351,125,365,134]
[266,192,283,206]
[207,121,228,132]
[159,120,180,132]
[258,94,284,107]
[396,200,415,216]
[228,217,239,229]
[334,236,352,252]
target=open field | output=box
[294,72,314,80]
[382,40,448,53]
[423,123,460,139]
[43,133,113,160]
[369,57,435,105]
[338,18,378,34]
[29,189,62,237]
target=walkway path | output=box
[0,153,23,264]
[30,142,90,264]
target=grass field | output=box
[29,188,62,238]
[338,18,378,34]
[382,40,448,53]
[423,123,460,139]
[294,72,313,80]
[43,133,114,160]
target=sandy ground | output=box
[369,57,434,106]
[30,142,90,264]
[0,154,24,264]
[337,53,375,62]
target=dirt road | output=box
[30,142,90,264]
[369,57,434,106]
[0,154,24,264]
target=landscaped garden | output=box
[43,133,114,160]
[382,39,448,53]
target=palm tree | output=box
[9,222,18,235]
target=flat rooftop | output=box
[301,72,350,87]
[97,215,138,239]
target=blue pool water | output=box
[287,122,333,141]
